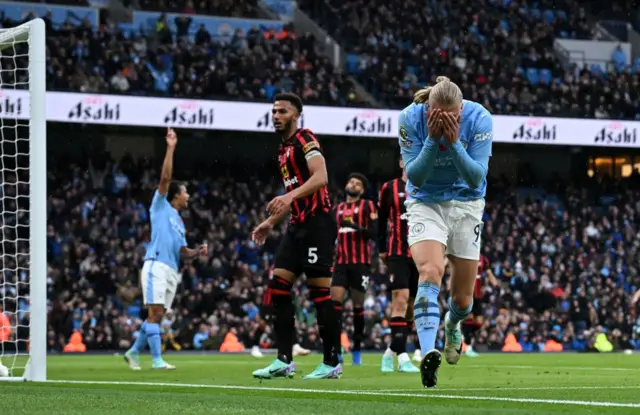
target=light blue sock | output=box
[145,322,162,362]
[413,282,441,355]
[446,297,473,328]
[130,321,148,353]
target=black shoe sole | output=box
[420,350,442,388]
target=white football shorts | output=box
[406,198,485,260]
[140,260,181,310]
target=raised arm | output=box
[158,128,177,196]
[399,109,439,187]
[448,111,493,189]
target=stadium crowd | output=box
[1,8,362,107]
[3,153,633,355]
[300,0,640,119]
[6,0,640,116]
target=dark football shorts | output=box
[274,213,336,278]
[386,255,419,298]
[331,263,371,293]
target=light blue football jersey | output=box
[144,190,187,271]
[398,99,493,204]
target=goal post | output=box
[0,18,47,382]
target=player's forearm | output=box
[180,246,198,258]
[449,141,488,189]
[288,170,328,200]
[160,146,176,183]
[267,207,291,226]
[405,140,438,187]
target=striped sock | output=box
[446,297,473,328]
[413,282,440,354]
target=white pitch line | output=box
[467,364,635,372]
[142,359,636,372]
[377,385,640,392]
[46,380,640,409]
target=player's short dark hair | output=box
[274,93,303,114]
[167,180,185,202]
[348,172,368,189]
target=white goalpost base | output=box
[0,18,47,382]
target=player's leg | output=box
[303,215,342,380]
[252,232,299,379]
[125,261,172,370]
[407,202,448,388]
[382,258,419,373]
[330,265,348,364]
[444,200,484,365]
[347,266,369,366]
[407,264,422,362]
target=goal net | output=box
[0,18,46,382]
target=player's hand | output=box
[198,243,208,258]
[267,193,293,216]
[441,112,460,145]
[166,127,177,148]
[379,253,387,264]
[427,108,442,141]
[252,220,274,245]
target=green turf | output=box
[0,353,639,414]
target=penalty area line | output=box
[47,380,640,409]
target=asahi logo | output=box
[594,121,637,145]
[0,93,23,116]
[256,112,304,129]
[345,110,392,135]
[512,119,557,141]
[68,96,121,121]
[164,101,214,126]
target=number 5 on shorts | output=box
[308,247,318,264]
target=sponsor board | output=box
[2,89,638,148]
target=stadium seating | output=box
[299,0,640,119]
[135,0,260,18]
[0,3,363,107]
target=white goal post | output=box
[0,18,47,382]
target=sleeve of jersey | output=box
[449,110,492,189]
[365,200,379,241]
[399,109,439,187]
[150,190,168,213]
[296,130,323,161]
[376,183,390,251]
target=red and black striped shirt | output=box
[378,178,410,258]
[334,199,378,265]
[278,129,331,225]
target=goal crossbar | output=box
[0,17,47,382]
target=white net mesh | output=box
[0,23,33,378]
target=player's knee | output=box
[450,293,473,312]
[417,261,444,284]
[391,290,409,315]
[309,285,331,305]
[330,286,345,303]
[147,305,165,323]
[268,276,293,297]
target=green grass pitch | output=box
[0,353,639,414]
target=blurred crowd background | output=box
[0,0,639,356]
